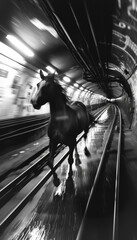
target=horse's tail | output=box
[72,101,90,121]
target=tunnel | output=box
[0,0,137,239]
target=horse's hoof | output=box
[75,159,81,166]
[75,153,81,165]
[84,147,90,157]
[53,181,66,201]
[53,177,60,187]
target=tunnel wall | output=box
[0,54,105,121]
[128,72,137,137]
[0,58,50,119]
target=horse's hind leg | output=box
[48,140,60,187]
[75,144,81,165]
[84,130,90,157]
[68,143,75,166]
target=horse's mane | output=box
[54,79,71,104]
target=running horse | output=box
[31,70,91,185]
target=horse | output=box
[31,70,91,185]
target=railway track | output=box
[76,105,123,240]
[0,104,118,239]
[0,114,50,156]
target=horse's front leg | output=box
[49,140,55,166]
[84,130,90,157]
[68,142,75,166]
[48,140,60,187]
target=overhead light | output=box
[30,18,58,38]
[80,87,84,90]
[0,41,26,65]
[46,65,57,74]
[63,76,71,83]
[74,83,79,87]
[6,35,34,57]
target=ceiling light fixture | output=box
[46,65,57,74]
[63,76,71,83]
[0,41,26,65]
[30,18,58,38]
[6,35,34,57]
[80,87,84,90]
[74,83,79,87]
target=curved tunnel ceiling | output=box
[0,0,137,99]
[38,0,137,99]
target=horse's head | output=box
[31,70,56,109]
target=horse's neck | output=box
[49,97,68,120]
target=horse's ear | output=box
[48,72,56,83]
[40,70,45,80]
